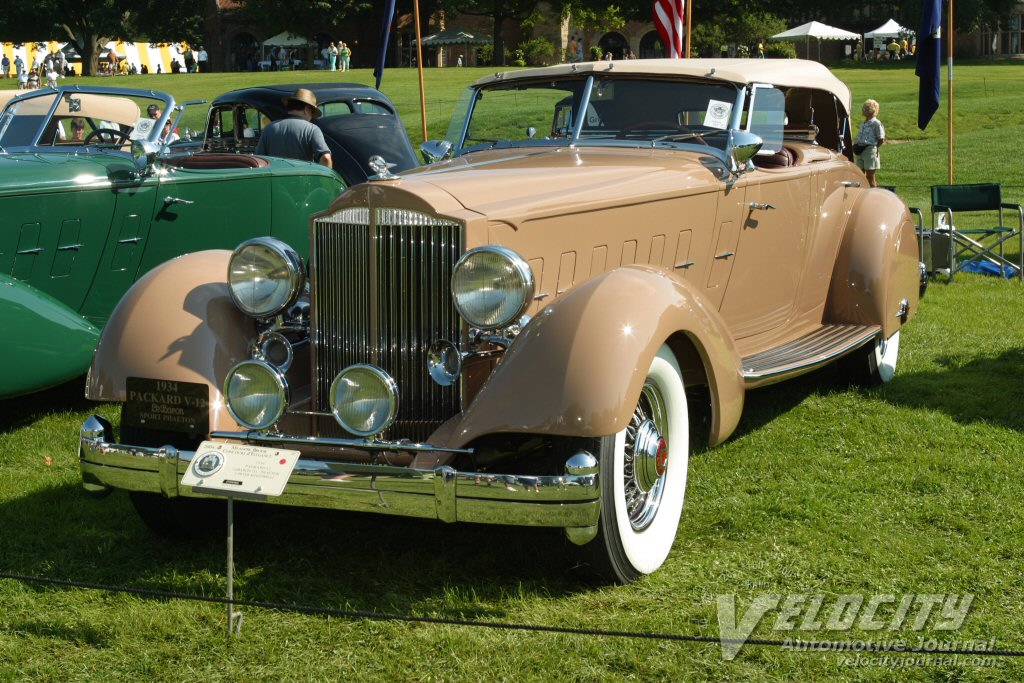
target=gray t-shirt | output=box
[855,118,885,146]
[254,116,330,164]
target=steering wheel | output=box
[617,121,693,139]
[83,128,130,145]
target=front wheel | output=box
[839,331,900,386]
[585,345,690,583]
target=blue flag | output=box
[374,0,396,90]
[916,0,942,129]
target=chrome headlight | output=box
[223,360,288,430]
[227,237,304,318]
[330,365,399,437]
[451,246,533,329]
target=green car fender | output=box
[0,272,100,398]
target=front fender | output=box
[0,273,99,398]
[826,188,920,338]
[451,265,745,448]
[86,250,253,432]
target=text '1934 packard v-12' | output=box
[79,60,922,583]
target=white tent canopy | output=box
[864,19,915,39]
[771,21,860,61]
[262,31,311,47]
[771,21,860,41]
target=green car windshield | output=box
[0,88,173,150]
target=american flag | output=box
[653,0,685,58]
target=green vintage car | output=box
[0,85,345,398]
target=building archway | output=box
[230,32,259,71]
[598,32,629,60]
[640,30,666,59]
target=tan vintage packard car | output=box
[79,59,921,583]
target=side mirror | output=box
[726,131,763,175]
[421,140,453,164]
[130,140,159,176]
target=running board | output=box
[741,324,881,382]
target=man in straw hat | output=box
[255,87,333,169]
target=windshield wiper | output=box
[652,129,729,145]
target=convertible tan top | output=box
[6,92,141,126]
[475,58,852,118]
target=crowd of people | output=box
[2,49,74,89]
[320,41,353,71]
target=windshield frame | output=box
[0,85,177,153]
[452,74,746,161]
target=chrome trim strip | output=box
[209,430,475,454]
[80,418,599,529]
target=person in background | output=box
[329,42,338,71]
[339,42,351,71]
[46,66,58,88]
[18,69,28,89]
[853,99,885,188]
[1,55,9,78]
[254,87,332,169]
[757,40,765,59]
[162,119,180,144]
[197,46,209,73]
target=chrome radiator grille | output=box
[311,207,462,442]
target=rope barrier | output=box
[2,570,1022,657]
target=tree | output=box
[0,0,206,76]
[440,0,541,66]
[239,0,372,39]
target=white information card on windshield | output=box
[704,100,733,129]
[181,441,300,497]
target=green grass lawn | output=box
[2,62,1024,681]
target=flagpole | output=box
[414,0,428,142]
[685,3,691,57]
[947,0,954,183]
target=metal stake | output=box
[227,496,243,635]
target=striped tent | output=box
[1,40,186,76]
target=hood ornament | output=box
[368,155,399,181]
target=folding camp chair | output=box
[931,183,1024,282]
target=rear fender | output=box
[86,250,253,432]
[451,265,745,448]
[0,273,99,398]
[826,188,920,338]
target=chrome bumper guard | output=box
[79,415,600,529]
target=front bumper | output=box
[79,415,601,530]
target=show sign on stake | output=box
[182,441,300,498]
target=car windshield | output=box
[0,88,174,150]
[454,76,741,153]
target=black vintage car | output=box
[201,83,420,185]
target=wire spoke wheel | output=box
[583,344,689,583]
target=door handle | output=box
[748,202,775,210]
[714,251,735,260]
[842,181,861,188]
[163,196,195,206]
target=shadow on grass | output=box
[0,482,587,620]
[879,347,1024,432]
[0,375,91,436]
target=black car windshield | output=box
[457,76,740,153]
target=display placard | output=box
[123,377,209,435]
[181,441,300,497]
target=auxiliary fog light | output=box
[223,360,289,430]
[427,339,462,387]
[330,365,399,437]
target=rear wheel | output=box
[585,345,689,583]
[840,331,900,386]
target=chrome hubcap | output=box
[623,380,669,531]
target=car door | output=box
[137,166,273,277]
[77,166,162,325]
[717,85,812,339]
